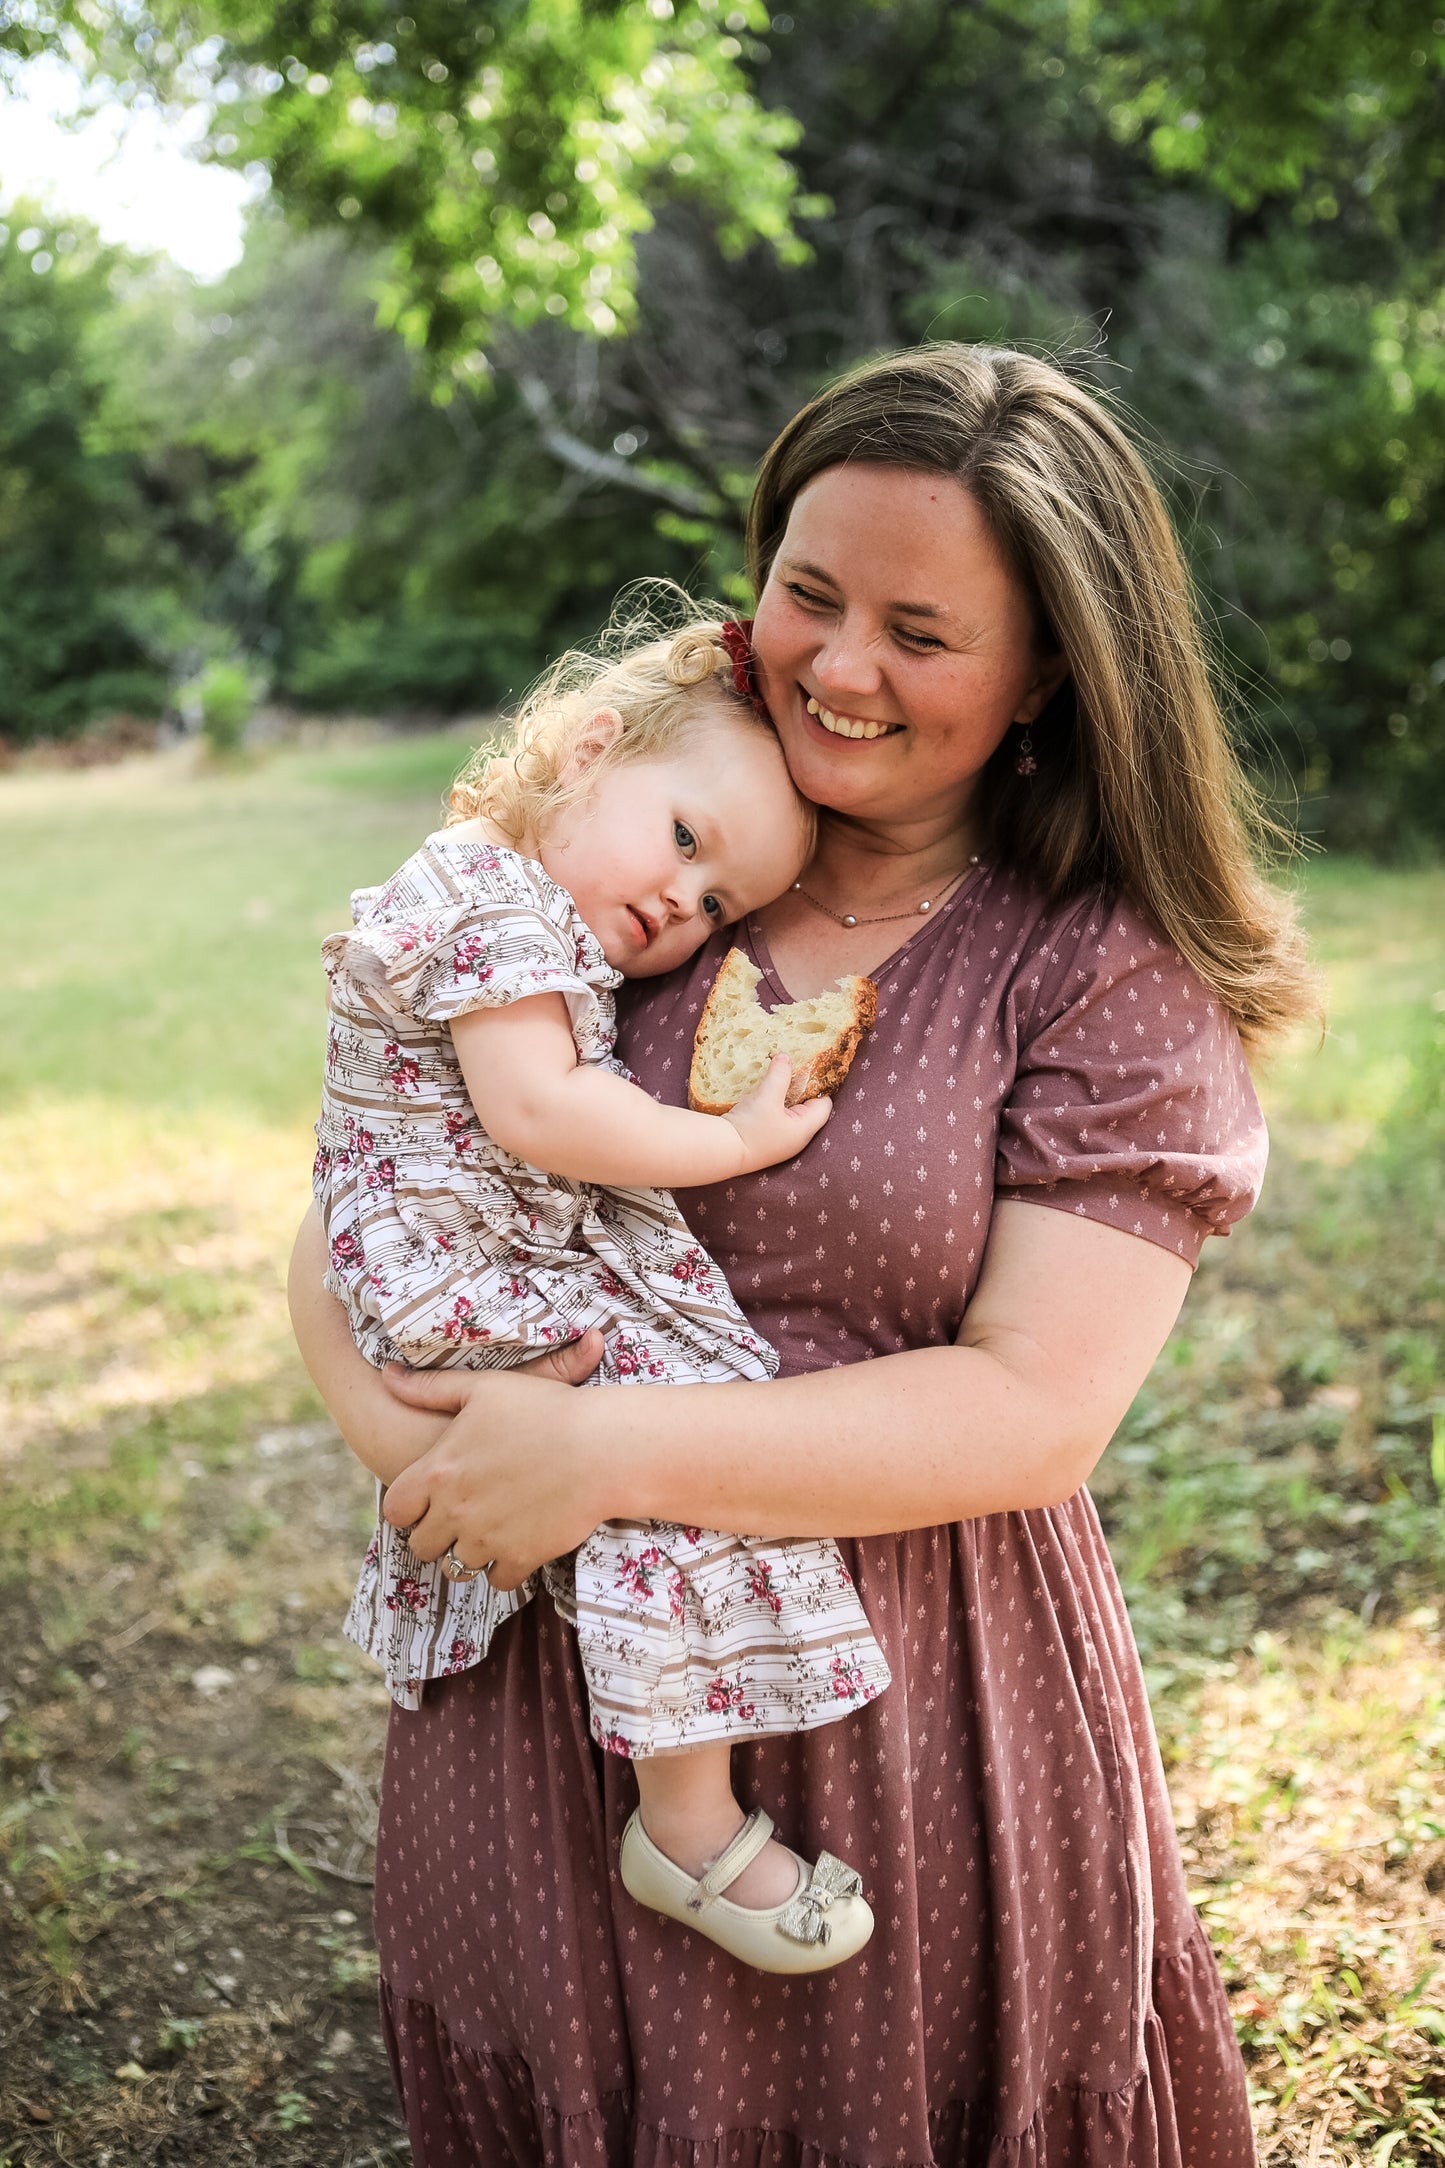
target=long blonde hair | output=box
[451,597,806,854]
[748,344,1319,1048]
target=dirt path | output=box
[0,1419,408,2166]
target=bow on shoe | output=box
[776,1852,864,1946]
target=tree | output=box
[0,206,171,738]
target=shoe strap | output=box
[688,1809,775,1911]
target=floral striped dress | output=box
[314,832,891,1749]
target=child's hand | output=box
[722,1053,831,1171]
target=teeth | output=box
[811,701,891,741]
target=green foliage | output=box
[194,657,255,750]
[92,214,702,717]
[1074,0,1445,222]
[0,205,171,739]
[49,0,815,368]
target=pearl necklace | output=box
[791,855,981,929]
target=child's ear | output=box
[558,706,625,786]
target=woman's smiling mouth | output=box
[804,696,901,742]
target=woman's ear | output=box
[1015,651,1070,728]
[558,706,625,787]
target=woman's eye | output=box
[785,581,833,612]
[896,626,944,651]
[701,894,724,922]
[673,821,696,854]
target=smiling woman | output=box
[290,344,1321,2168]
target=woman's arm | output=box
[451,997,826,1185]
[378,1202,1193,1585]
[286,1208,605,1484]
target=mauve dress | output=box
[373,863,1268,2168]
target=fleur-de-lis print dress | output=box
[314,832,890,1751]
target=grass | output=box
[1,735,1442,2163]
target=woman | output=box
[290,344,1314,2165]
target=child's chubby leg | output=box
[633,1740,799,1909]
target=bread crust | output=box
[688,949,878,1115]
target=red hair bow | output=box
[719,618,770,720]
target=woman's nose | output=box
[812,621,884,697]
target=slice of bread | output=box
[688,949,878,1114]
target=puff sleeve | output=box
[994,892,1268,1266]
[323,839,621,1061]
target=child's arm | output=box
[450,994,828,1186]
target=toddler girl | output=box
[314,616,889,1972]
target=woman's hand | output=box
[288,1207,604,1487]
[380,1347,607,1589]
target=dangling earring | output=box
[1015,725,1037,777]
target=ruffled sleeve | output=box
[994,891,1268,1266]
[323,837,621,1056]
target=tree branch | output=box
[512,372,718,516]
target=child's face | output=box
[541,719,811,977]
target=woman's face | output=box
[750,463,1067,833]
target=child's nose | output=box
[661,872,701,920]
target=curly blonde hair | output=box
[450,595,803,857]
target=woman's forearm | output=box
[377,1204,1193,1585]
[287,1208,449,1483]
[594,1204,1191,1535]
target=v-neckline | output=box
[741,859,991,1008]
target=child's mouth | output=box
[625,906,653,945]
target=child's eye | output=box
[673,821,697,855]
[701,894,724,922]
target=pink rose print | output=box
[593,1718,633,1758]
[704,1675,757,1721]
[442,1295,490,1344]
[745,1559,783,1618]
[611,1332,666,1380]
[444,1108,473,1157]
[329,1228,362,1272]
[829,1653,877,1702]
[681,1525,703,1544]
[458,844,501,875]
[669,1246,717,1295]
[385,1575,429,1616]
[442,1636,478,1674]
[596,1269,624,1299]
[392,918,440,954]
[362,1535,380,1568]
[312,1143,333,1181]
[383,1039,421,1095]
[614,1545,664,1603]
[451,934,494,981]
[365,1156,396,1192]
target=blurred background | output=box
[1,0,1443,845]
[1,6,1442,2164]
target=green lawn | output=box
[1,736,1442,2164]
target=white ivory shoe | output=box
[619,1806,874,1974]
